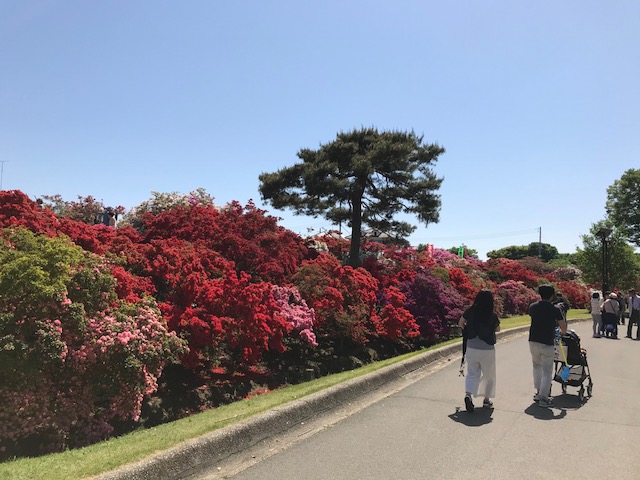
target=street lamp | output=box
[595,227,613,293]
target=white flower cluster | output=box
[119,188,215,230]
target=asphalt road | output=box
[190,321,640,480]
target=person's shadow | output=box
[524,403,568,420]
[448,405,494,426]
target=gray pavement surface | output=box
[189,320,640,480]
[99,319,640,480]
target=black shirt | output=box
[528,300,564,345]
[463,308,499,346]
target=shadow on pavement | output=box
[524,403,567,420]
[550,393,589,410]
[448,406,494,426]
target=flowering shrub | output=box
[309,230,349,260]
[291,254,379,345]
[0,190,60,236]
[271,285,317,347]
[495,280,540,315]
[374,286,420,341]
[555,280,590,309]
[551,266,583,281]
[119,188,215,231]
[517,256,555,275]
[448,267,477,301]
[401,271,466,342]
[40,194,113,225]
[141,201,307,284]
[486,258,540,287]
[0,228,185,458]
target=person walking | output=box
[590,292,603,338]
[627,289,640,339]
[458,290,501,413]
[528,284,567,408]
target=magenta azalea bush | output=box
[401,271,467,342]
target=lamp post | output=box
[595,227,613,293]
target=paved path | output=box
[190,321,640,480]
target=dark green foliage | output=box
[606,168,640,247]
[259,127,444,266]
[487,242,558,262]
[575,221,640,290]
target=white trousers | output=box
[529,341,554,398]
[464,347,496,399]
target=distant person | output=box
[528,284,567,408]
[102,208,111,226]
[590,292,603,338]
[458,290,500,413]
[601,293,620,338]
[102,207,117,228]
[616,291,626,325]
[627,289,640,339]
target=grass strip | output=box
[0,310,588,480]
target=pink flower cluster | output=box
[0,296,186,457]
[271,285,318,347]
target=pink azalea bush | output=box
[271,285,318,347]
[0,228,185,458]
[495,280,540,315]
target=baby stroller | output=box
[553,330,593,402]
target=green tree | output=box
[259,128,444,266]
[447,245,478,258]
[487,245,528,260]
[606,168,640,247]
[487,242,558,261]
[574,221,640,290]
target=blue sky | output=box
[1,1,638,259]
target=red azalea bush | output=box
[139,237,292,367]
[374,286,421,342]
[447,267,477,301]
[290,254,379,345]
[142,201,308,284]
[486,258,540,287]
[555,280,590,309]
[0,190,60,236]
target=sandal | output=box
[483,399,493,408]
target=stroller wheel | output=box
[561,383,567,394]
[587,384,593,397]
[578,387,585,402]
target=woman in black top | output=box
[458,290,501,413]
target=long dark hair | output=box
[469,289,495,323]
